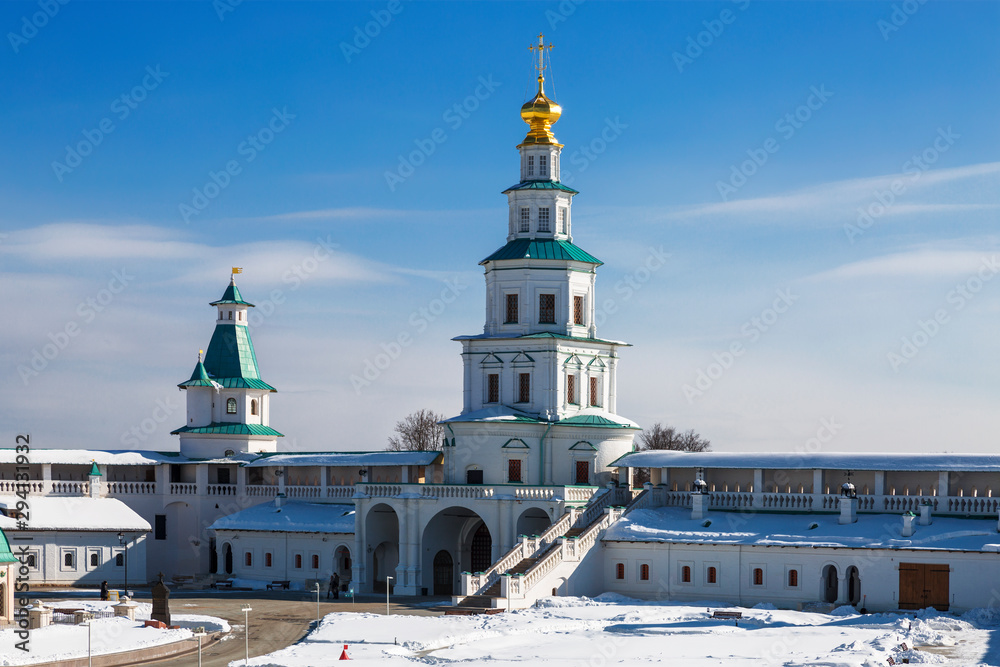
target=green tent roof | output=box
[556,414,639,429]
[88,461,101,476]
[0,528,18,564]
[210,280,254,307]
[203,324,265,382]
[170,422,284,437]
[502,180,579,195]
[481,238,602,265]
[179,360,216,388]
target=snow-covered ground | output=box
[0,600,229,666]
[234,594,1000,666]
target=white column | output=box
[353,502,365,592]
[937,471,950,497]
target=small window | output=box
[560,209,567,234]
[294,554,302,569]
[518,373,530,403]
[245,552,252,567]
[27,554,36,568]
[753,568,764,586]
[640,564,649,581]
[538,207,550,232]
[519,208,530,233]
[574,296,584,325]
[154,515,166,540]
[251,399,258,416]
[539,154,548,177]
[681,565,691,583]
[265,552,273,567]
[526,155,534,176]
[228,311,233,320]
[90,553,99,567]
[567,374,577,404]
[589,376,598,406]
[312,554,319,569]
[707,566,717,584]
[505,294,519,324]
[487,374,500,403]
[615,563,625,580]
[508,459,522,483]
[227,398,237,414]
[64,552,75,568]
[788,569,798,587]
[538,294,555,324]
[115,553,124,567]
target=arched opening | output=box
[251,400,258,416]
[209,537,217,574]
[847,566,861,605]
[420,506,495,595]
[515,507,550,538]
[471,523,492,573]
[433,551,453,596]
[822,564,838,603]
[334,545,352,590]
[365,503,399,594]
[223,543,233,575]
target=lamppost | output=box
[386,576,393,616]
[193,627,206,667]
[241,604,252,666]
[117,531,128,597]
[314,581,321,624]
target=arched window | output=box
[753,568,764,586]
[788,569,798,587]
[639,564,649,581]
[27,554,36,568]
[115,553,124,567]
[245,552,252,567]
[64,552,74,567]
[251,400,258,416]
[312,554,319,569]
[294,554,302,569]
[265,552,272,567]
[707,566,717,584]
[90,553,99,567]
[615,563,625,580]
[227,398,237,414]
[681,565,691,583]
[228,311,233,320]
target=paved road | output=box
[141,592,447,666]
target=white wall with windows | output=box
[5,531,147,586]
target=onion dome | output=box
[519,76,562,147]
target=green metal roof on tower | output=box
[0,528,18,563]
[88,461,101,476]
[480,237,602,265]
[178,353,217,388]
[210,278,254,307]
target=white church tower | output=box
[443,35,638,487]
[172,270,282,458]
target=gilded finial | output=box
[528,33,554,92]
[198,349,203,361]
[520,34,562,148]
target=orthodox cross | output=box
[528,34,553,76]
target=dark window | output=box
[295,554,302,569]
[487,374,499,404]
[589,377,598,406]
[575,460,589,485]
[251,399,258,416]
[788,569,798,587]
[154,515,167,540]
[245,552,252,567]
[640,564,649,581]
[64,552,74,567]
[681,566,691,583]
[574,296,584,325]
[505,294,519,323]
[508,459,522,483]
[753,568,764,586]
[567,375,577,404]
[518,373,530,403]
[90,553,99,567]
[466,469,484,485]
[615,563,625,580]
[538,294,555,323]
[116,553,124,567]
[312,554,319,569]
[265,552,272,567]
[227,398,237,414]
[217,468,231,485]
[707,566,717,584]
[27,554,36,568]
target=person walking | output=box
[100,580,109,601]
[328,572,340,600]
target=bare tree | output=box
[387,409,445,451]
[637,423,711,452]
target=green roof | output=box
[88,461,101,476]
[0,528,18,564]
[171,422,284,437]
[481,238,602,265]
[556,414,639,429]
[203,323,265,382]
[179,360,216,388]
[210,280,254,307]
[211,377,277,391]
[502,180,579,195]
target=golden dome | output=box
[519,76,562,146]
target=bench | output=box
[711,610,742,620]
[211,580,233,589]
[266,580,291,591]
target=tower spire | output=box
[528,33,553,93]
[520,34,561,148]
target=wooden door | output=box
[575,461,590,485]
[899,563,950,610]
[470,523,492,573]
[926,564,950,611]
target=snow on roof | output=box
[0,496,151,531]
[611,451,1000,472]
[244,451,441,468]
[442,406,543,424]
[0,449,177,466]
[605,506,1000,552]
[209,500,355,533]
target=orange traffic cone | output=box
[339,644,350,660]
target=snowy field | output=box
[235,594,1000,666]
[0,601,229,666]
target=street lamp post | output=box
[117,532,128,597]
[241,605,252,666]
[314,582,321,624]
[193,627,206,667]
[386,576,393,616]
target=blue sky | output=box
[2,1,999,455]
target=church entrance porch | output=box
[420,506,497,596]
